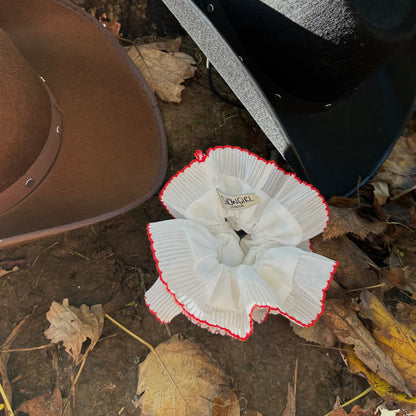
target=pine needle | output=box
[0,380,14,416]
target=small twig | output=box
[69,339,95,413]
[323,386,373,416]
[164,324,172,338]
[0,380,14,416]
[31,254,41,267]
[119,36,134,44]
[297,343,352,353]
[293,358,298,399]
[104,314,190,410]
[387,221,415,232]
[73,356,87,387]
[356,176,362,207]
[0,343,54,353]
[70,373,77,413]
[97,333,118,343]
[346,283,386,293]
[391,184,416,201]
[105,314,154,350]
[69,251,90,261]
[46,241,59,250]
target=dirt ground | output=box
[0,11,382,416]
[0,49,372,416]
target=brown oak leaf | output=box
[44,299,103,365]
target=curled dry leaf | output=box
[290,318,337,347]
[127,37,196,103]
[323,298,411,397]
[360,290,416,393]
[323,206,386,240]
[370,181,390,206]
[16,385,62,416]
[136,334,240,416]
[45,299,104,365]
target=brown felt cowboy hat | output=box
[0,0,167,248]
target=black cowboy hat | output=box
[160,0,416,197]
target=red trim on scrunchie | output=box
[147,223,338,341]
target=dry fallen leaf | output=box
[136,334,239,416]
[98,13,122,38]
[342,347,416,411]
[0,265,19,278]
[324,206,386,240]
[290,318,337,347]
[360,290,416,393]
[16,385,62,416]
[394,303,416,334]
[385,234,416,296]
[323,298,411,396]
[373,129,416,191]
[312,235,380,290]
[370,181,390,205]
[45,299,104,365]
[127,37,196,103]
[327,196,358,208]
[281,383,296,416]
[382,268,407,288]
[328,398,348,416]
[0,259,26,277]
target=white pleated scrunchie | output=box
[145,146,338,340]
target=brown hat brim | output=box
[0,0,167,248]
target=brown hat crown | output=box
[0,29,51,193]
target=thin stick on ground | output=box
[70,355,87,412]
[346,283,385,292]
[297,343,353,353]
[282,358,298,416]
[0,380,14,416]
[0,343,55,353]
[293,358,298,398]
[104,313,189,411]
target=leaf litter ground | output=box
[1,28,416,416]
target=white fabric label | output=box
[217,189,260,210]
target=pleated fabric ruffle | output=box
[160,146,328,246]
[145,146,338,340]
[146,219,336,340]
